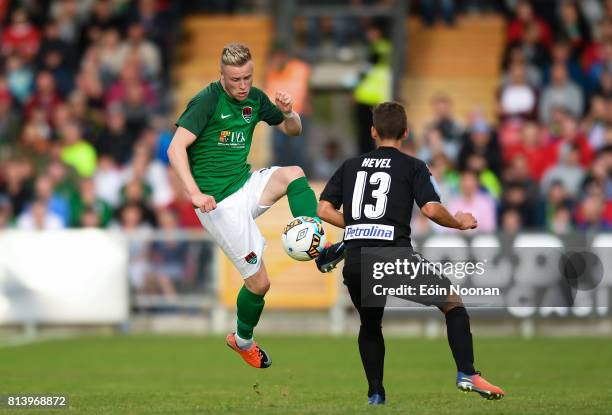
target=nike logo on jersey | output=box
[221,113,232,119]
[361,158,391,168]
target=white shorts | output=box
[194,167,279,279]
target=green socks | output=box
[286,176,319,220]
[236,285,265,340]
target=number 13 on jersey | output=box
[351,171,392,220]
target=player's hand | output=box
[275,91,293,114]
[455,211,478,230]
[192,192,217,213]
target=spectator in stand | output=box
[49,0,84,47]
[39,46,75,98]
[0,91,21,146]
[96,103,137,165]
[582,17,612,75]
[581,94,610,151]
[447,170,497,233]
[71,177,114,227]
[544,180,574,232]
[67,90,102,140]
[1,8,41,61]
[505,121,552,180]
[80,206,101,227]
[465,153,503,200]
[543,40,587,91]
[37,19,76,70]
[581,146,612,200]
[93,154,123,208]
[541,143,586,199]
[30,174,70,226]
[574,184,612,229]
[593,68,612,98]
[588,41,612,88]
[547,112,593,168]
[117,21,162,79]
[265,41,312,171]
[60,120,97,177]
[79,0,125,56]
[16,198,64,230]
[507,0,553,48]
[6,54,34,105]
[501,154,541,225]
[423,93,463,157]
[25,70,64,122]
[539,64,584,124]
[498,61,538,121]
[458,119,502,177]
[98,28,124,83]
[554,0,591,57]
[500,208,522,233]
[119,178,156,227]
[504,20,550,70]
[428,152,458,203]
[0,159,34,218]
[502,45,543,88]
[123,142,173,208]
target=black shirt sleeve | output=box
[413,161,441,208]
[319,162,345,209]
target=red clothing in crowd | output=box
[547,134,594,168]
[2,23,41,58]
[507,18,553,47]
[504,141,555,181]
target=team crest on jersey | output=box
[242,106,253,123]
[245,251,258,264]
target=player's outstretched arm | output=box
[167,126,217,213]
[275,91,302,136]
[317,200,345,229]
[420,202,478,231]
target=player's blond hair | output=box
[221,43,252,67]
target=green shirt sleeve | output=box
[257,88,285,126]
[175,86,219,136]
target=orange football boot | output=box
[226,333,272,368]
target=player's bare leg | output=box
[226,261,273,368]
[440,293,505,399]
[260,165,345,272]
[259,165,305,206]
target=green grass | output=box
[1,335,611,414]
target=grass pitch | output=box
[1,335,611,414]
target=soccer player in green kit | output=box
[168,43,345,368]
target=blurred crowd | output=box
[410,0,612,235]
[0,0,200,234]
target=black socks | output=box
[445,306,477,375]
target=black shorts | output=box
[343,248,452,308]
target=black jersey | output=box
[320,146,441,254]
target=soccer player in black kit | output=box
[317,102,505,405]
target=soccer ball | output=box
[281,216,326,261]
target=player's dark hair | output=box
[372,102,407,140]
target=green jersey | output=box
[175,81,284,203]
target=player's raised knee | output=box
[284,165,305,182]
[245,275,271,295]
